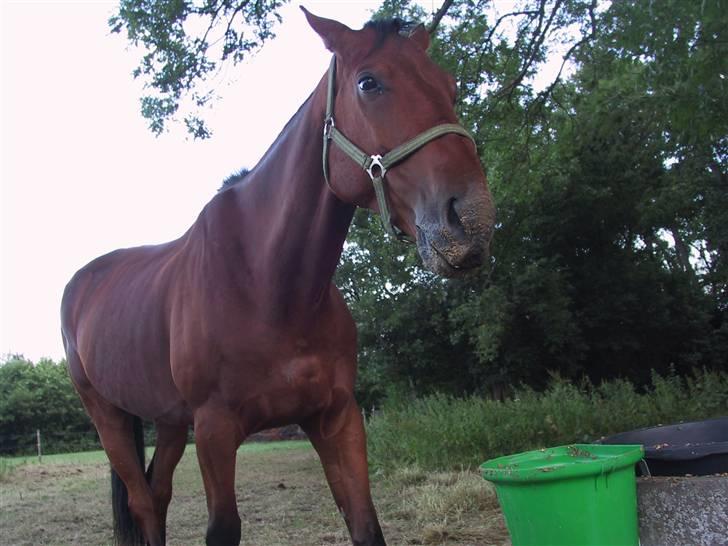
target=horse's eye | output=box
[357,75,380,94]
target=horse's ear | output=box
[409,23,430,50]
[301,6,355,53]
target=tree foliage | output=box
[340,0,728,403]
[109,0,286,137]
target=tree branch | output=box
[527,0,597,115]
[486,10,540,45]
[427,0,456,34]
[494,0,562,100]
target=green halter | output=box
[322,55,475,243]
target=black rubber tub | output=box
[600,417,728,476]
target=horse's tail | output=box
[111,415,147,546]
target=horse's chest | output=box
[279,355,325,389]
[234,353,333,430]
[172,303,355,429]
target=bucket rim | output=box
[481,443,644,484]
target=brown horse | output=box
[61,9,494,546]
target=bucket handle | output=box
[638,459,651,477]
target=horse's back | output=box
[62,242,188,421]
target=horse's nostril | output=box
[446,197,464,232]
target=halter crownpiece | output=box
[322,55,476,243]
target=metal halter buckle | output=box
[366,155,386,180]
[323,117,335,139]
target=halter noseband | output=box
[322,56,476,243]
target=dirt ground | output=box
[0,443,509,546]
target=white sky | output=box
[0,0,413,362]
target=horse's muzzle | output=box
[415,189,494,278]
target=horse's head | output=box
[304,8,495,278]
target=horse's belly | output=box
[76,332,188,422]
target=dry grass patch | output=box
[381,466,510,546]
[1,443,511,546]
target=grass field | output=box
[0,441,509,546]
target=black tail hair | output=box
[111,416,147,546]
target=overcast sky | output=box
[0,0,412,362]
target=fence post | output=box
[36,429,42,463]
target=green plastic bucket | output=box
[481,444,643,546]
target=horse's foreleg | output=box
[148,423,188,543]
[194,406,243,546]
[302,394,386,546]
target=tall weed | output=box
[367,369,728,471]
[0,457,13,482]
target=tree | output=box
[0,356,97,455]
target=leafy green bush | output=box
[366,369,728,472]
[0,356,99,456]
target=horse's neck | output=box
[204,79,355,321]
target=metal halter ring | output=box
[366,155,386,180]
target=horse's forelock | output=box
[363,18,420,50]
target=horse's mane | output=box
[218,168,250,192]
